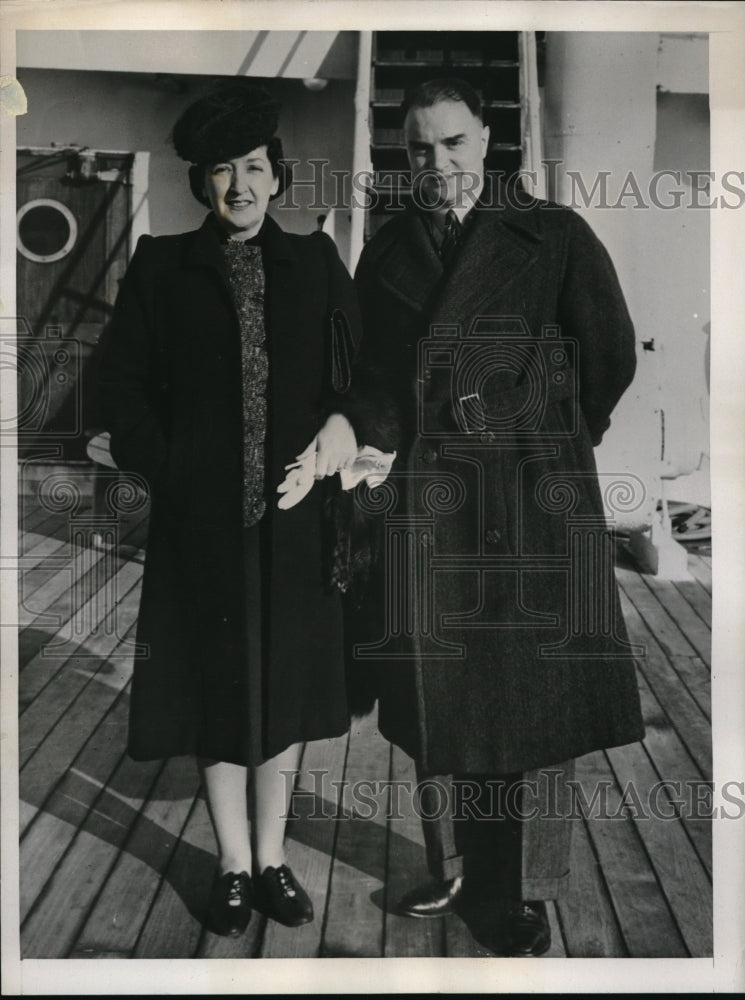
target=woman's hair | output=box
[172,80,291,204]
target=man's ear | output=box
[481,124,490,158]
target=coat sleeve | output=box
[317,230,363,397]
[557,211,637,447]
[339,242,403,453]
[315,232,401,450]
[97,235,169,493]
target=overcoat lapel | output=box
[429,203,544,328]
[376,212,443,312]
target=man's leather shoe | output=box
[397,876,464,918]
[507,901,551,957]
[206,870,252,936]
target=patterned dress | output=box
[221,238,269,526]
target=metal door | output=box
[16,147,133,460]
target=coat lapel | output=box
[259,216,300,373]
[184,213,231,284]
[183,212,298,331]
[376,212,443,313]
[429,200,544,328]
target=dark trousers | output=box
[415,761,575,902]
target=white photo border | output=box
[1,1,743,994]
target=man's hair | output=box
[401,77,483,123]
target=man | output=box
[346,78,644,957]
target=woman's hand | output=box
[315,413,357,479]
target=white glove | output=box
[277,440,396,510]
[276,436,317,510]
[339,446,396,491]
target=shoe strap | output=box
[275,865,298,898]
[227,872,249,903]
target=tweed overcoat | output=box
[347,192,645,776]
[99,213,361,766]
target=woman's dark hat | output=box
[173,80,291,203]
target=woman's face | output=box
[204,146,279,239]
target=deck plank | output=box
[544,901,568,957]
[320,714,389,957]
[574,751,688,957]
[21,751,163,957]
[442,910,497,957]
[18,517,146,636]
[19,568,141,717]
[672,578,712,630]
[640,575,711,666]
[19,504,70,536]
[18,532,67,573]
[260,734,350,958]
[69,754,201,958]
[555,816,627,957]
[19,690,132,922]
[616,566,699,659]
[19,635,136,833]
[620,582,711,722]
[618,590,712,775]
[634,672,712,876]
[687,554,711,595]
[606,741,713,956]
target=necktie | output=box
[440,209,463,266]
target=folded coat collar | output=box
[184,212,298,275]
[376,183,545,317]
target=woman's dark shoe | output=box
[255,864,314,927]
[206,870,252,937]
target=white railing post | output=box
[518,31,546,200]
[349,31,373,273]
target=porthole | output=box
[17,199,78,263]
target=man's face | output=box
[404,99,489,211]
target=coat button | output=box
[485,528,501,544]
[421,449,438,464]
[480,431,496,443]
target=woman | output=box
[99,82,359,936]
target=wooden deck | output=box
[17,480,713,959]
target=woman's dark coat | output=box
[99,214,361,765]
[346,192,645,777]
